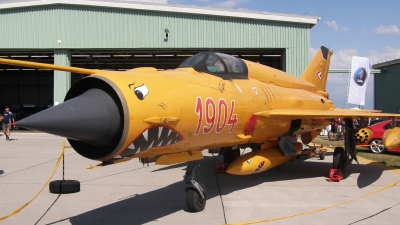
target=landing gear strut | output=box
[332,119,359,177]
[184,161,207,212]
[222,147,240,165]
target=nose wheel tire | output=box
[333,147,346,176]
[184,161,207,212]
[186,182,207,212]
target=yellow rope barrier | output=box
[0,146,65,221]
[1,140,398,223]
[225,180,400,225]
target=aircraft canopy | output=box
[178,52,248,79]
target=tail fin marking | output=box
[300,46,333,93]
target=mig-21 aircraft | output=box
[1,46,400,212]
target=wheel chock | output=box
[329,169,343,182]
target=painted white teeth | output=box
[158,127,163,139]
[132,127,181,152]
[148,140,155,149]
[143,130,148,141]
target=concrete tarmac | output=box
[1,132,400,225]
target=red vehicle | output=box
[356,119,400,154]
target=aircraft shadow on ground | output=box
[353,162,393,188]
[50,155,382,225]
[299,152,387,188]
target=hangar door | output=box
[0,48,284,118]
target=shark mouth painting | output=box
[122,126,183,157]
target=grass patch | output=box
[355,148,400,168]
[312,135,400,168]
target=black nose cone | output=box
[17,88,121,147]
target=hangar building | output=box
[0,0,319,118]
[373,59,400,113]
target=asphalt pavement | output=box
[1,132,399,225]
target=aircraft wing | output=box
[254,108,400,120]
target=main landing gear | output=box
[184,161,207,212]
[332,119,359,177]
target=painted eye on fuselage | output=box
[130,84,149,100]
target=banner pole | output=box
[346,57,352,109]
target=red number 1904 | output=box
[194,97,238,135]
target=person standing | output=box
[330,118,339,140]
[2,106,15,141]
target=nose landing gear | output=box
[184,161,207,212]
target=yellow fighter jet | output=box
[1,46,400,212]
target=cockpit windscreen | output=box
[178,52,248,80]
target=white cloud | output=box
[325,73,349,105]
[309,47,318,60]
[117,0,168,2]
[309,47,356,69]
[310,47,374,109]
[324,21,349,32]
[368,46,400,64]
[324,46,400,109]
[373,25,400,35]
[320,46,400,66]
[324,21,339,30]
[127,0,169,3]
[210,0,250,9]
[330,48,358,69]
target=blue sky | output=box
[158,0,400,110]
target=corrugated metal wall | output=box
[0,4,311,76]
[53,49,71,104]
[374,64,400,113]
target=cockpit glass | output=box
[206,55,225,73]
[177,51,248,79]
[216,53,244,73]
[178,52,206,68]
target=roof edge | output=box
[0,0,320,25]
[373,58,400,69]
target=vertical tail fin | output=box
[300,46,333,93]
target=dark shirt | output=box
[2,111,13,124]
